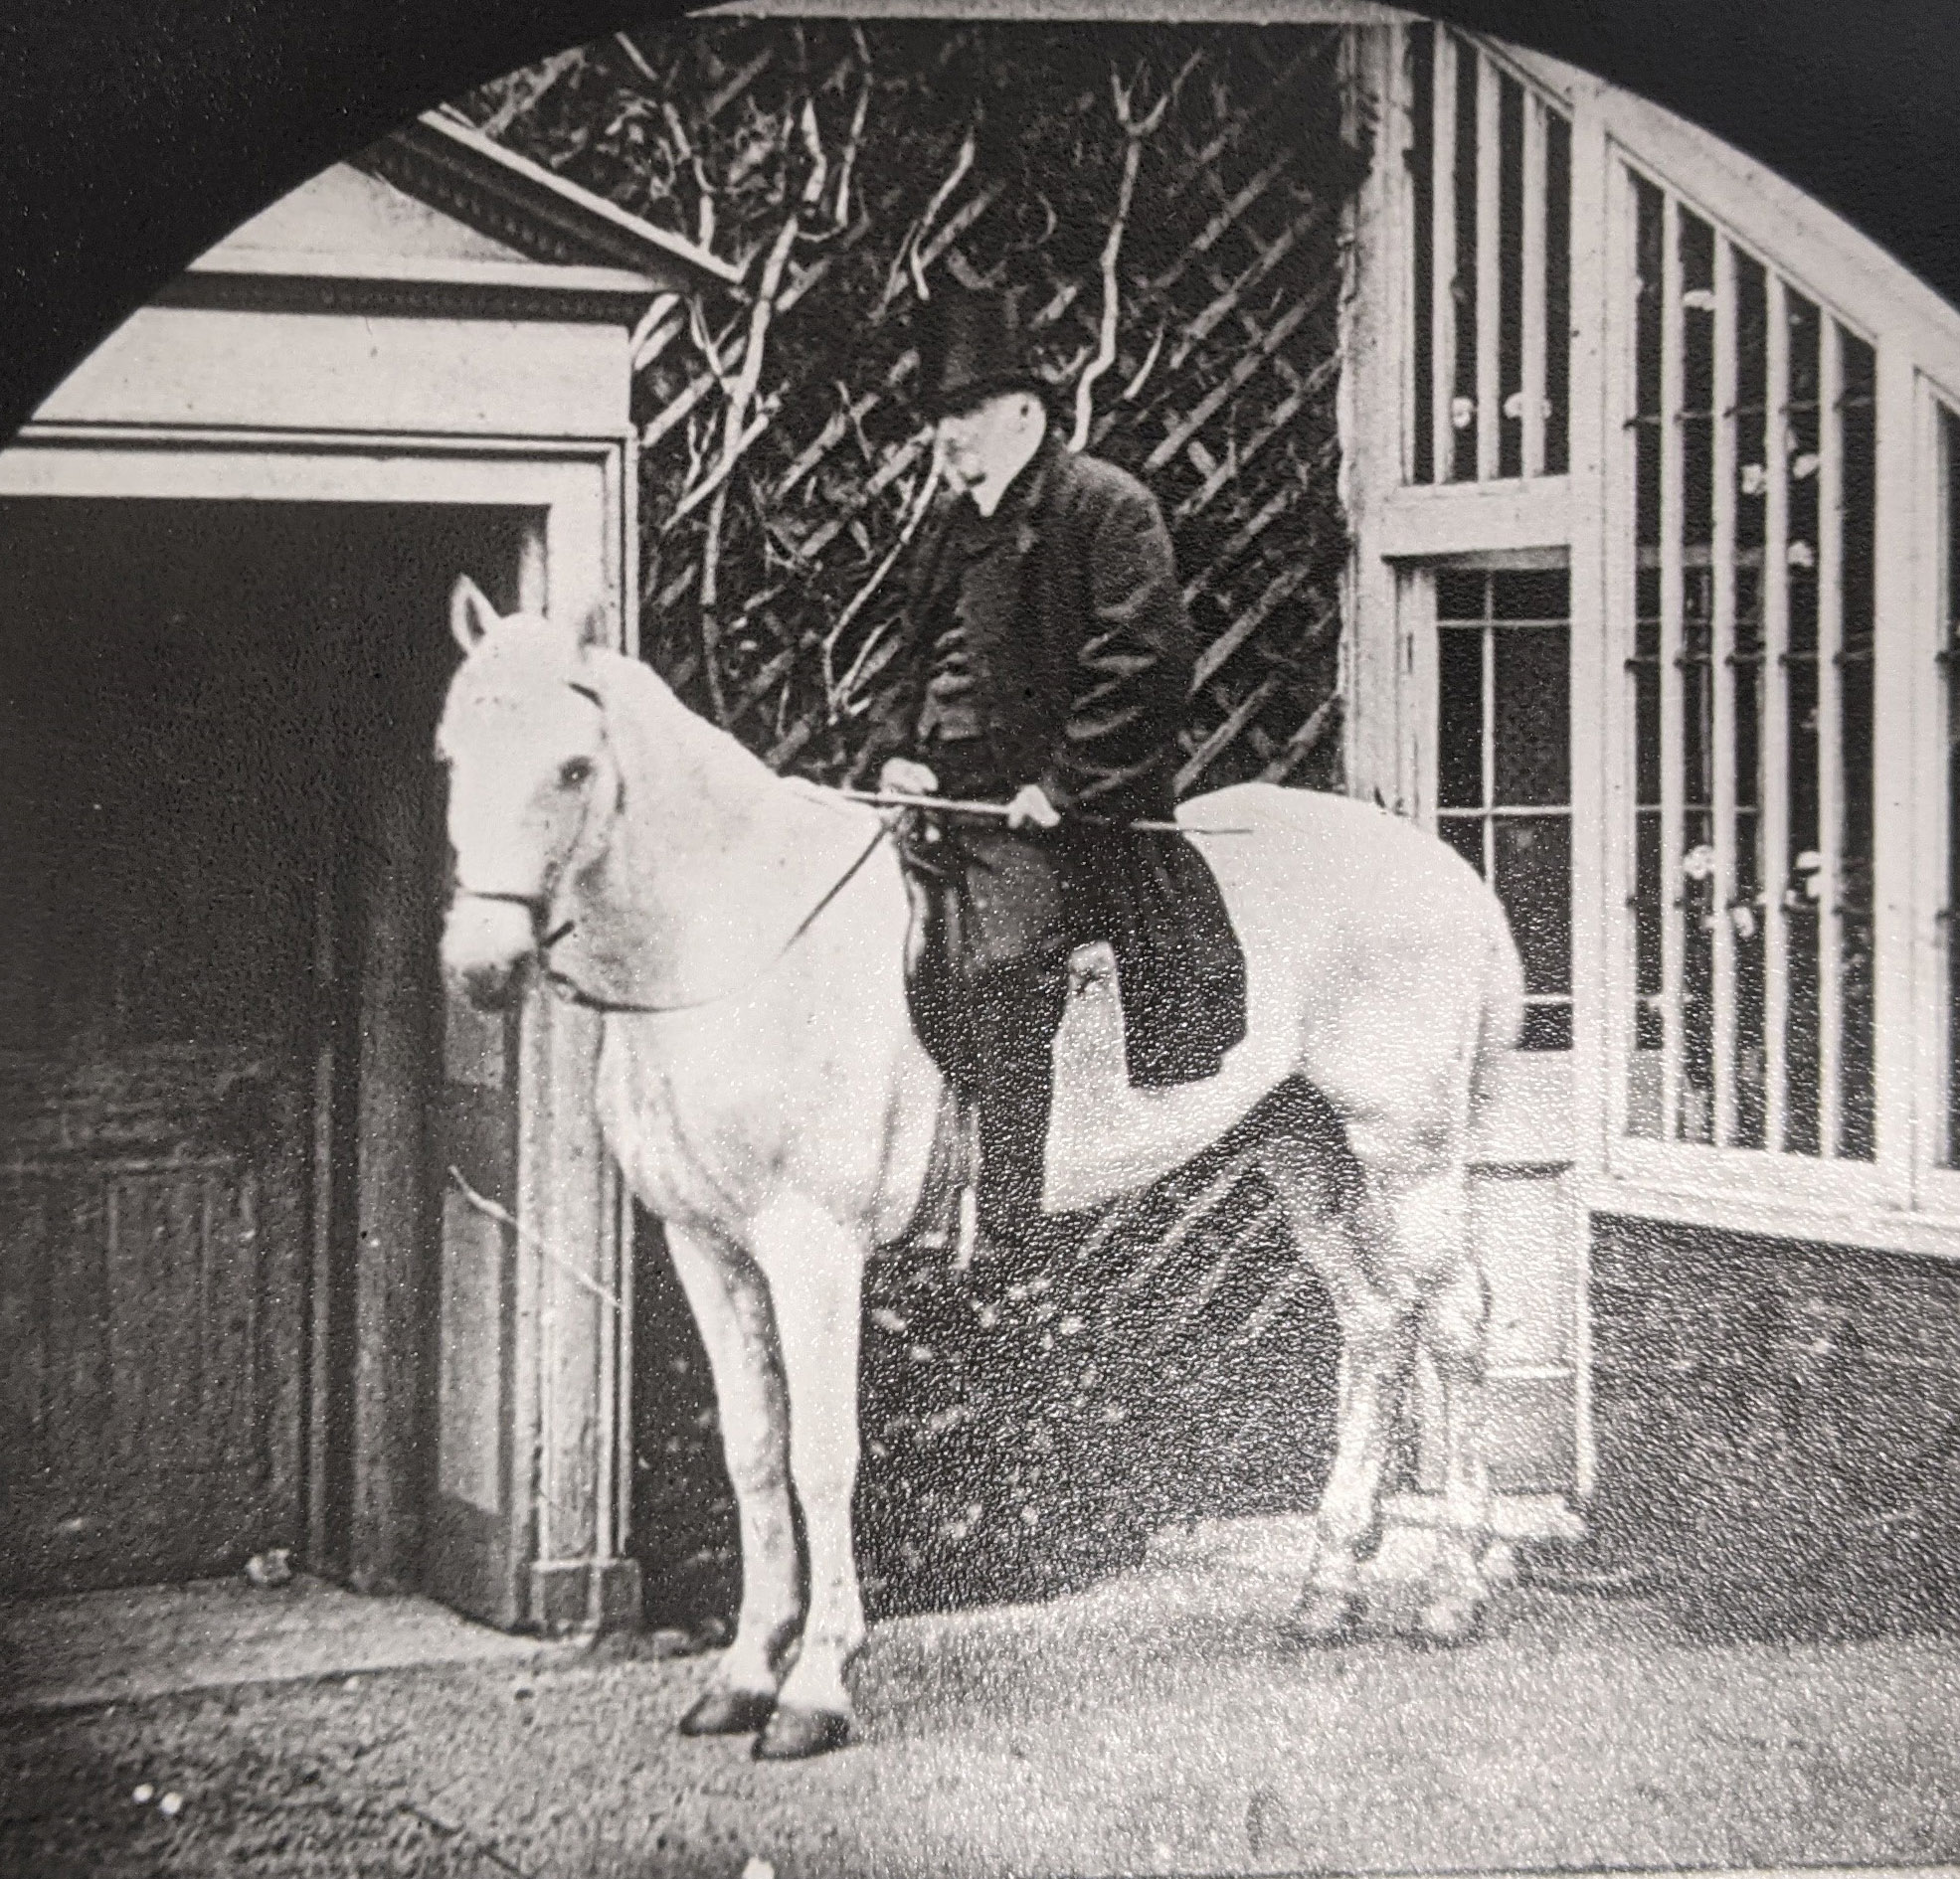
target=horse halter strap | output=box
[451,679,606,944]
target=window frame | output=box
[1912,376,1960,1221]
[1411,552,1579,1054]
[1355,22,1960,1247]
[1599,152,1893,1206]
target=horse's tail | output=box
[1469,895,1526,1130]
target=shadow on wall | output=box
[1583,1214,1960,1643]
[627,1091,1345,1632]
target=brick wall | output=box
[1585,1214,1960,1639]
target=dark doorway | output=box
[0,497,527,1597]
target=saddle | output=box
[889,806,1250,1245]
[892,806,1249,1098]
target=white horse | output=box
[437,577,1523,1760]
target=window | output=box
[1407,25,1570,485]
[1623,172,1876,1159]
[1435,565,1573,1050]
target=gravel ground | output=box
[6,1547,1960,1879]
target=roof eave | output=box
[352,109,746,300]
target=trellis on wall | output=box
[460,18,1358,792]
[459,18,1363,1614]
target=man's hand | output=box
[879,758,940,798]
[1004,782,1061,830]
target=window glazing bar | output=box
[1710,236,1739,1147]
[1817,318,1846,1157]
[1431,29,1458,491]
[1520,93,1548,480]
[1476,50,1504,483]
[1762,272,1793,1153]
[1659,192,1687,1141]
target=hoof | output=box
[753,1703,852,1761]
[678,1686,777,1737]
[1282,1588,1356,1646]
[1410,1596,1483,1649]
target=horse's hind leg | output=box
[1372,1162,1498,1644]
[1415,1250,1495,1643]
[662,1224,802,1738]
[1258,1134,1413,1641]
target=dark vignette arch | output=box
[3,0,1959,444]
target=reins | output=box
[465,785,1250,1021]
[839,787,1254,836]
[528,817,898,1017]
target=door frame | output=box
[0,427,637,1618]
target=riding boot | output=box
[970,956,1072,1249]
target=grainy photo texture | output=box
[4,4,1960,1875]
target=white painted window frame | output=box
[1353,22,1960,1257]
[1596,146,1905,1226]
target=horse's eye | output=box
[559,757,596,790]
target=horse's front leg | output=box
[662,1223,802,1737]
[746,1193,868,1761]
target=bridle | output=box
[454,833,894,1017]
[448,678,895,1018]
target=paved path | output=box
[4,1526,1959,1876]
[0,1575,559,1715]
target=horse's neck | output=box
[565,653,857,1000]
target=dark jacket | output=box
[872,433,1247,1088]
[876,433,1189,818]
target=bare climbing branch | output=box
[799,97,830,210]
[660,100,719,251]
[687,295,740,402]
[479,48,585,140]
[831,59,873,229]
[663,397,780,530]
[689,209,802,724]
[699,484,733,725]
[613,29,659,85]
[885,124,977,308]
[1122,322,1167,402]
[826,435,943,710]
[1070,61,1185,451]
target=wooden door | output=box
[421,967,525,1623]
[0,502,316,1592]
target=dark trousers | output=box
[918,738,1076,1242]
[968,955,1073,1242]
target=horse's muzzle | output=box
[441,897,537,1011]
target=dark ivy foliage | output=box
[465,20,1364,1617]
[459,19,1362,790]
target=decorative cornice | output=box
[160,254,658,324]
[351,110,744,300]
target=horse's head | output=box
[437,576,615,1010]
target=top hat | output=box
[915,286,1048,421]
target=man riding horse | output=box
[868,286,1247,1242]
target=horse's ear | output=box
[449,575,499,652]
[577,599,612,649]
